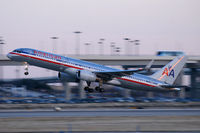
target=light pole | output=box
[98,42,103,55]
[115,47,121,55]
[0,36,5,55]
[124,38,130,55]
[84,43,90,55]
[74,31,82,55]
[129,40,135,56]
[51,37,58,54]
[99,38,105,55]
[110,42,115,55]
[134,40,140,56]
[0,37,5,79]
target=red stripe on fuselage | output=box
[10,52,156,87]
[117,77,156,87]
[10,52,83,70]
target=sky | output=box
[0,0,200,78]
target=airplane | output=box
[7,48,187,93]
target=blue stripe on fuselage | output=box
[10,48,162,87]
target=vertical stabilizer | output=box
[150,55,187,85]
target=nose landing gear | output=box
[24,62,29,75]
[24,71,29,75]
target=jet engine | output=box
[76,70,97,82]
[58,72,78,82]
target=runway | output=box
[1,109,200,132]
[0,109,200,118]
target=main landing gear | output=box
[84,80,105,93]
[24,62,29,75]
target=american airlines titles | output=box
[34,50,61,60]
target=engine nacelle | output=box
[64,68,78,76]
[58,72,78,82]
[76,70,97,82]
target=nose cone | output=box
[7,53,12,59]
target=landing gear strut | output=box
[24,62,29,75]
[84,81,94,93]
[84,79,105,93]
[95,87,105,93]
[96,79,105,92]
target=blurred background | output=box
[1,1,200,132]
[0,0,200,104]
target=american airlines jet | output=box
[7,48,187,93]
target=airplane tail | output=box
[150,55,187,85]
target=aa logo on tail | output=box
[162,65,174,78]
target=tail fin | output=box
[150,55,187,85]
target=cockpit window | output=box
[13,50,22,53]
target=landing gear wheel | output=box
[24,72,29,75]
[24,62,29,76]
[84,87,89,91]
[84,87,94,93]
[88,88,94,93]
[95,86,100,92]
[95,86,105,92]
[99,88,105,93]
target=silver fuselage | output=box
[7,48,169,92]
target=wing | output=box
[94,68,144,80]
[94,60,154,80]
